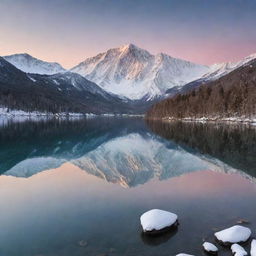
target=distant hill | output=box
[146,59,256,120]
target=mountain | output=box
[147,58,256,120]
[203,53,256,81]
[2,48,256,114]
[166,53,256,96]
[71,44,209,100]
[3,53,66,75]
[0,57,138,114]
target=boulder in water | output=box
[231,243,247,256]
[140,209,178,235]
[214,225,251,245]
[251,240,256,256]
[203,242,218,254]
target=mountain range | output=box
[0,57,140,114]
[1,43,255,114]
[147,57,256,119]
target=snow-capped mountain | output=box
[0,57,138,114]
[202,53,256,81]
[71,44,209,100]
[3,53,66,75]
[165,53,256,96]
[3,47,256,102]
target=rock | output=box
[78,240,88,247]
[236,219,250,224]
[251,240,256,256]
[231,243,247,256]
[140,209,178,235]
[203,242,218,254]
[214,225,251,245]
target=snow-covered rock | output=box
[231,244,247,256]
[251,240,256,256]
[71,43,209,100]
[140,209,178,234]
[214,225,251,244]
[3,53,66,75]
[176,254,195,256]
[203,242,218,254]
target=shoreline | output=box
[0,107,144,119]
[146,116,256,125]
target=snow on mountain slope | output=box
[165,52,256,97]
[71,44,209,100]
[203,53,256,81]
[4,53,66,75]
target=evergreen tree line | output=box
[146,61,256,119]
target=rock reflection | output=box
[141,227,178,246]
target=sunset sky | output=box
[1,0,256,68]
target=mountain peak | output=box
[71,44,209,100]
[12,53,31,57]
[3,53,66,75]
[118,43,150,55]
[120,43,137,51]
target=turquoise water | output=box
[0,118,255,256]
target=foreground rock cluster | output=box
[140,209,256,256]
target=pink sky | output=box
[1,0,256,68]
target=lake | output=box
[0,117,255,256]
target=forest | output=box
[146,60,256,119]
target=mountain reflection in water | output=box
[0,118,255,186]
[0,118,256,256]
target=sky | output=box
[0,0,256,68]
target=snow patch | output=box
[0,107,85,117]
[163,116,256,124]
[176,254,195,256]
[27,75,37,82]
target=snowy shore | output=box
[0,107,144,119]
[161,116,256,125]
[0,107,87,118]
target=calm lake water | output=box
[0,118,255,256]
